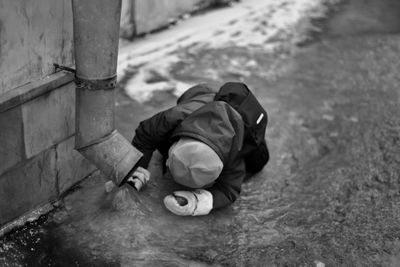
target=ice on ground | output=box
[123,54,195,102]
[118,0,341,103]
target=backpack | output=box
[214,82,269,174]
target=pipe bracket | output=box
[75,76,117,91]
[54,63,76,74]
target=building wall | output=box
[133,0,205,35]
[0,73,97,227]
[0,0,74,96]
[0,0,95,228]
[120,0,135,39]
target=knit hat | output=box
[167,137,223,188]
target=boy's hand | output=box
[127,167,150,191]
[163,189,213,216]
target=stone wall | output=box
[0,73,96,227]
[0,0,74,96]
[0,0,95,228]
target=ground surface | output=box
[1,0,400,266]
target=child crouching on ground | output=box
[128,82,269,216]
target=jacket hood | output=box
[177,84,216,104]
[171,101,244,164]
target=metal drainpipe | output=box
[72,0,142,185]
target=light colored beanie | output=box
[167,137,223,188]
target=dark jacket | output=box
[132,84,246,210]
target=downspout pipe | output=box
[72,0,142,185]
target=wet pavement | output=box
[2,0,400,266]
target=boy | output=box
[128,82,269,216]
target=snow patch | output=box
[119,0,341,103]
[123,54,194,102]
